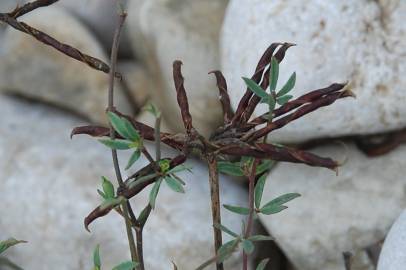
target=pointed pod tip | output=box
[84,220,91,233]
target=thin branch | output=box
[207,155,224,270]
[106,8,138,264]
[243,159,259,270]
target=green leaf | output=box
[267,193,301,206]
[0,238,27,254]
[217,161,244,176]
[97,189,107,200]
[144,103,161,118]
[277,72,296,97]
[243,77,268,99]
[256,258,270,270]
[256,160,275,175]
[213,223,239,238]
[101,176,115,199]
[260,204,288,215]
[168,164,193,174]
[107,112,130,139]
[149,179,163,209]
[268,95,276,121]
[100,197,125,210]
[242,239,255,254]
[125,150,141,170]
[107,112,140,142]
[165,176,185,193]
[217,239,240,263]
[248,235,274,242]
[254,174,267,209]
[93,244,101,268]
[276,95,293,106]
[223,204,250,215]
[269,57,279,91]
[260,193,300,215]
[112,261,138,270]
[98,138,132,150]
[138,205,152,227]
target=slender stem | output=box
[207,155,224,270]
[155,115,162,161]
[135,227,145,270]
[122,201,138,263]
[107,8,138,264]
[243,159,259,270]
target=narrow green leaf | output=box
[101,176,115,199]
[254,174,267,209]
[168,164,193,174]
[165,176,185,193]
[248,235,274,242]
[267,193,301,206]
[123,120,140,142]
[243,77,268,99]
[138,205,152,227]
[260,204,288,215]
[100,197,124,210]
[144,103,161,118]
[98,138,132,150]
[97,189,107,200]
[112,261,138,270]
[256,258,270,270]
[276,95,293,106]
[125,150,141,170]
[223,204,250,215]
[107,112,131,139]
[277,72,296,97]
[107,112,140,142]
[268,95,276,121]
[149,179,163,209]
[269,57,279,91]
[213,223,239,238]
[217,161,244,176]
[256,160,275,175]
[0,238,27,254]
[242,239,255,254]
[127,173,159,189]
[217,239,240,263]
[260,193,300,215]
[93,245,101,268]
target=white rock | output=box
[127,0,228,136]
[221,0,406,143]
[377,210,406,270]
[56,0,133,57]
[0,96,247,269]
[260,143,406,270]
[0,6,133,123]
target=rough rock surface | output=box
[377,210,406,270]
[221,0,406,143]
[0,95,247,270]
[127,0,228,136]
[260,143,406,270]
[0,6,133,124]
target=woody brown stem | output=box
[207,155,224,270]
